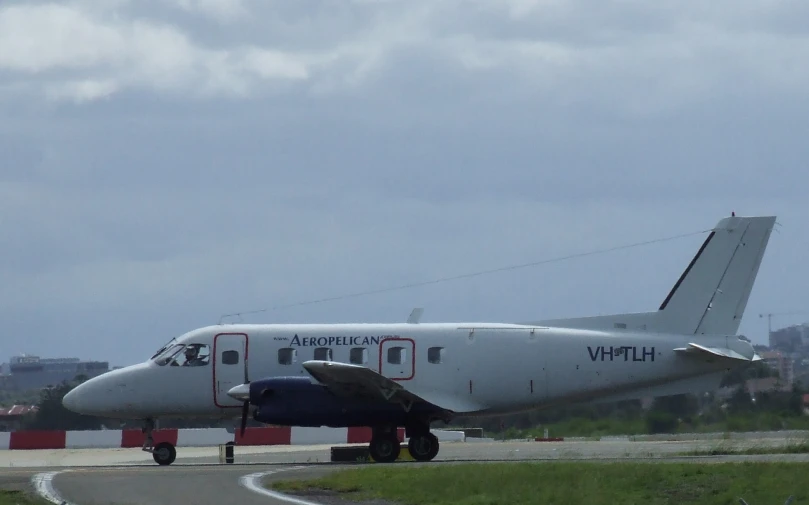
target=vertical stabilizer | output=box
[655,215,775,335]
[531,215,776,336]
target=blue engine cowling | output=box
[247,376,442,427]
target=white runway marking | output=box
[240,466,324,505]
[31,471,77,505]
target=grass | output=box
[680,437,809,456]
[0,490,49,505]
[268,462,806,505]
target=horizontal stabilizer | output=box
[673,343,757,362]
[302,360,482,414]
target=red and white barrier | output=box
[0,427,466,450]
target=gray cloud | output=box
[1,0,808,365]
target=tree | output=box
[787,383,805,416]
[23,375,102,431]
[726,385,752,413]
[720,362,775,387]
[645,410,678,434]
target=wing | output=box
[673,343,759,362]
[301,360,483,414]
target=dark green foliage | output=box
[22,375,103,431]
[453,380,809,438]
[720,361,776,387]
[0,490,49,505]
[645,410,678,434]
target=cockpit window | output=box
[153,344,184,366]
[171,344,210,367]
[150,338,177,360]
[153,344,211,367]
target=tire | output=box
[153,441,176,466]
[408,433,439,461]
[369,434,401,463]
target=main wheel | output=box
[368,434,401,463]
[408,433,439,461]
[153,441,176,466]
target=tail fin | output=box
[533,215,776,336]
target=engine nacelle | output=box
[247,376,441,427]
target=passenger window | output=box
[221,350,239,365]
[278,348,296,365]
[350,348,367,364]
[428,347,444,364]
[314,347,332,361]
[169,344,211,367]
[387,346,405,365]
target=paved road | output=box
[51,465,336,505]
[0,469,44,496]
[6,435,809,469]
[11,438,809,504]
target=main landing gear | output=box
[368,424,439,463]
[142,418,176,466]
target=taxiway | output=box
[6,435,809,505]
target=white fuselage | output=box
[63,322,752,421]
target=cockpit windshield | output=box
[150,338,177,360]
[153,344,184,365]
[153,343,211,367]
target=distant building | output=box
[0,405,37,432]
[2,354,109,391]
[769,323,809,352]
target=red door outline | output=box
[212,332,249,409]
[378,336,415,381]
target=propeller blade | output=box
[239,344,250,438]
[240,400,249,437]
[243,341,249,383]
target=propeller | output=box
[239,344,250,437]
[239,398,249,437]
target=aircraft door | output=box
[379,337,415,381]
[213,333,248,408]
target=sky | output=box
[1,0,808,368]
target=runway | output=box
[9,436,809,505]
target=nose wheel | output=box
[141,418,177,466]
[152,441,177,466]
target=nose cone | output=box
[62,386,81,414]
[227,383,250,401]
[60,364,148,417]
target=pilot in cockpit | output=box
[183,345,206,366]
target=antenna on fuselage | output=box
[407,308,424,324]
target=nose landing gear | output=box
[142,418,177,466]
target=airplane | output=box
[62,214,775,466]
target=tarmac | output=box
[4,434,809,505]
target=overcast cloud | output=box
[1,0,808,366]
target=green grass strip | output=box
[0,490,50,505]
[269,461,806,505]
